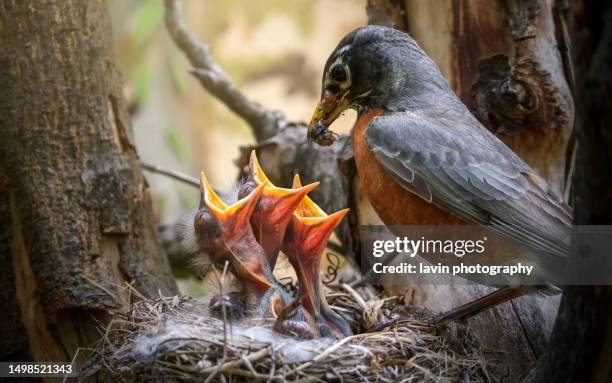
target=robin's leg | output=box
[431,286,526,325]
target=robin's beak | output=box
[248,151,319,269]
[199,171,275,302]
[307,89,350,146]
[282,174,352,337]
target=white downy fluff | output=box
[130,304,338,364]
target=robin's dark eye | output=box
[329,65,348,83]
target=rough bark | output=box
[365,0,407,30]
[403,0,574,194]
[0,0,177,363]
[536,1,612,381]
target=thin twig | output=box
[86,288,492,381]
[220,261,230,360]
[139,160,199,188]
[341,283,367,310]
[82,275,125,306]
[204,261,231,383]
[202,348,271,374]
[163,0,285,141]
[122,280,148,301]
[63,347,81,383]
[285,333,371,377]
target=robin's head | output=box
[307,25,448,145]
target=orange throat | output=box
[352,108,463,226]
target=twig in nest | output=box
[82,275,125,307]
[163,0,290,141]
[202,348,269,375]
[220,261,230,359]
[84,290,493,382]
[365,316,414,333]
[204,261,231,383]
[341,283,367,311]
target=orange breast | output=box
[352,109,463,226]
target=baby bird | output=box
[282,175,352,338]
[239,151,319,270]
[195,171,287,316]
[194,153,350,339]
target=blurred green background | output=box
[108,0,366,294]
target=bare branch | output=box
[163,0,288,141]
[140,160,199,188]
[163,0,357,261]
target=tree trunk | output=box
[536,1,612,381]
[0,0,177,363]
[365,0,574,380]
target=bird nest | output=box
[82,284,493,382]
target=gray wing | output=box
[365,111,572,258]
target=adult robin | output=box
[306,25,572,322]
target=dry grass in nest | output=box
[81,285,493,382]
